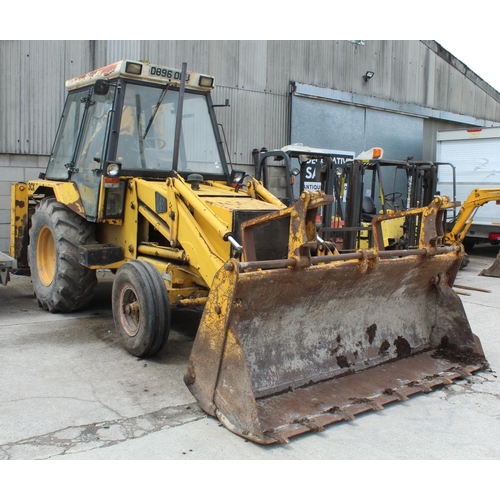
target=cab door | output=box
[69,87,116,221]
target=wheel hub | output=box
[37,226,56,286]
[120,285,141,337]
[124,301,140,318]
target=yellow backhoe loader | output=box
[7,60,487,444]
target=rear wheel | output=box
[28,197,97,312]
[112,260,171,358]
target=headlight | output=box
[199,75,214,88]
[125,62,142,75]
[106,163,121,176]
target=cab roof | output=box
[65,60,215,92]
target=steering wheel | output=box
[384,191,403,210]
[131,137,166,151]
[384,191,403,202]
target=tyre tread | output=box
[28,197,97,313]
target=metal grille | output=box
[233,210,289,261]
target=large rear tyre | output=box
[28,197,97,312]
[112,260,171,358]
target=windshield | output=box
[116,83,224,175]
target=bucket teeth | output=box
[349,397,384,411]
[264,430,289,444]
[367,401,384,411]
[384,388,409,401]
[453,367,473,378]
[408,381,433,393]
[440,377,454,385]
[340,411,356,422]
[326,406,356,421]
[394,391,409,402]
[294,418,324,432]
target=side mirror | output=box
[94,79,110,96]
[229,169,247,191]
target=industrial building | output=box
[1,39,500,252]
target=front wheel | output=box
[28,197,97,312]
[112,260,171,358]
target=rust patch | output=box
[433,336,488,367]
[68,62,120,86]
[378,339,390,355]
[394,336,412,359]
[407,381,424,387]
[336,355,350,368]
[329,345,340,356]
[366,324,377,344]
[349,397,371,404]
[15,200,25,208]
[329,334,342,356]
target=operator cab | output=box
[45,60,228,183]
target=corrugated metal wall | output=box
[2,40,500,165]
[1,40,92,155]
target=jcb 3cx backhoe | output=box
[8,60,487,444]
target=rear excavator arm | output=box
[446,188,500,245]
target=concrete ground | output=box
[1,247,500,461]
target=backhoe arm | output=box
[446,188,500,244]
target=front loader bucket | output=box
[185,249,486,444]
[185,195,487,444]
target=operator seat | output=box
[361,196,377,222]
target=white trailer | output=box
[436,127,500,249]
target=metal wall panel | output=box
[238,40,267,92]
[105,40,142,63]
[365,109,423,160]
[2,40,500,159]
[265,41,292,93]
[290,94,424,160]
[207,41,240,87]
[0,41,22,153]
[290,95,365,152]
[0,40,91,154]
[473,85,488,120]
[212,86,288,168]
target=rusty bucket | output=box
[185,197,487,444]
[185,250,485,444]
